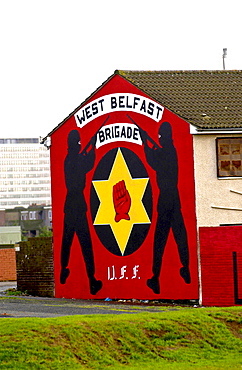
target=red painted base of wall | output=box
[200,226,242,306]
[0,247,16,281]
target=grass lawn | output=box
[0,306,241,369]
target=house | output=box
[43,70,242,306]
[0,205,52,239]
[20,205,52,238]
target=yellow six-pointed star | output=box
[92,149,150,255]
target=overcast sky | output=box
[1,0,241,138]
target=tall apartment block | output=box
[0,138,51,209]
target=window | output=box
[217,138,242,177]
[21,212,28,220]
[29,211,36,220]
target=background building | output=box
[0,138,51,209]
[0,205,52,239]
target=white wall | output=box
[193,134,242,227]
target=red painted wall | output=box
[50,74,198,300]
[200,226,242,306]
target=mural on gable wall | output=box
[51,75,198,300]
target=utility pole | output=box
[223,48,227,70]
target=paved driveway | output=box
[0,295,176,318]
[0,282,194,318]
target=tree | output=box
[39,226,53,237]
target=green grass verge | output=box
[0,306,241,369]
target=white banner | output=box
[75,93,164,128]
[96,122,142,148]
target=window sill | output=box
[218,177,242,180]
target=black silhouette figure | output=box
[141,122,191,294]
[60,129,102,295]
